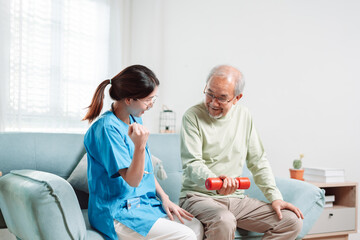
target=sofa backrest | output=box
[148,134,182,204]
[0,132,248,204]
[0,132,85,179]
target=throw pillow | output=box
[66,153,168,194]
[67,153,88,193]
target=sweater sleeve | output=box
[180,112,217,187]
[246,121,283,202]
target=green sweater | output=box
[180,102,283,202]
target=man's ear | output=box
[233,94,243,104]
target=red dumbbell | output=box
[205,177,251,190]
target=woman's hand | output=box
[128,123,149,150]
[118,123,149,187]
[154,177,193,223]
[161,197,194,224]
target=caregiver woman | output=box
[83,65,203,240]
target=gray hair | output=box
[206,65,245,96]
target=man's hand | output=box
[161,197,194,224]
[271,199,304,220]
[216,175,239,195]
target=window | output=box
[1,0,111,132]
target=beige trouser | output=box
[179,194,302,240]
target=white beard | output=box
[205,102,223,119]
[208,108,223,119]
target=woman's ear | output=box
[124,98,132,105]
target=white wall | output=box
[125,1,360,238]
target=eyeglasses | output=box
[136,95,158,109]
[203,90,235,104]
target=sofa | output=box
[0,132,325,240]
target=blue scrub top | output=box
[84,111,166,240]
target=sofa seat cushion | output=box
[243,177,325,239]
[235,229,263,239]
[81,209,105,239]
[0,170,87,240]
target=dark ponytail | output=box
[82,79,110,123]
[83,65,159,123]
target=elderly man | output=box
[179,65,303,240]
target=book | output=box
[324,202,333,208]
[325,195,335,202]
[303,167,345,177]
[304,174,345,183]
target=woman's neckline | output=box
[111,102,134,125]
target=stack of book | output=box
[303,167,345,183]
[324,195,335,208]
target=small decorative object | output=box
[151,155,168,180]
[159,105,176,133]
[289,154,304,181]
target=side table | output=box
[303,182,358,240]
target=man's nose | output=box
[210,97,221,105]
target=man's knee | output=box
[216,213,237,230]
[205,210,237,239]
[283,210,303,235]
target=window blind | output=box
[4,0,110,132]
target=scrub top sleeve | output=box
[99,125,133,178]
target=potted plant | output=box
[289,154,304,180]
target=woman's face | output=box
[128,86,158,117]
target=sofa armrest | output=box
[0,170,87,240]
[244,177,325,238]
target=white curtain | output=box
[0,0,123,133]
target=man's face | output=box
[204,76,240,118]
